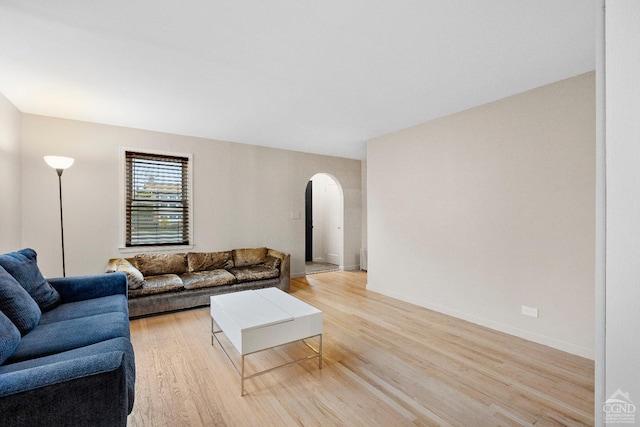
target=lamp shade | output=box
[44,156,74,170]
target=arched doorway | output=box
[305,173,344,274]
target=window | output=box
[125,150,191,247]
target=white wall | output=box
[19,114,362,278]
[367,72,595,358]
[311,173,343,265]
[361,160,367,269]
[0,93,22,252]
[604,0,640,417]
[594,1,605,422]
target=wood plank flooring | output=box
[127,271,594,426]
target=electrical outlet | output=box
[521,305,539,318]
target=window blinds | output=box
[125,151,190,246]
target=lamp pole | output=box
[55,168,66,277]
[44,156,74,277]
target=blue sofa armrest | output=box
[48,272,128,303]
[0,351,133,427]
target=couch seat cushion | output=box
[8,312,130,363]
[180,269,236,290]
[233,247,267,267]
[39,294,128,325]
[229,265,280,282]
[0,310,21,364]
[0,248,60,311]
[128,274,183,299]
[134,253,188,276]
[187,251,234,272]
[0,265,41,335]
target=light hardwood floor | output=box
[127,271,594,426]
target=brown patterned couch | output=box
[106,247,290,318]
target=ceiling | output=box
[0,1,595,160]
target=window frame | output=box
[119,147,193,252]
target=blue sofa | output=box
[0,249,135,427]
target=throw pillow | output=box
[0,248,60,311]
[0,309,21,364]
[0,265,41,335]
[115,259,145,290]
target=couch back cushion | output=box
[233,248,268,267]
[134,253,188,276]
[187,251,233,272]
[263,255,282,270]
[0,309,21,364]
[0,248,60,311]
[0,265,41,336]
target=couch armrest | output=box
[0,351,133,427]
[48,273,128,303]
[267,249,290,292]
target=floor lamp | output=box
[44,156,74,277]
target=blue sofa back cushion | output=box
[0,310,21,364]
[0,266,41,336]
[0,248,60,311]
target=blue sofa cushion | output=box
[0,266,41,336]
[0,310,21,364]
[0,248,60,311]
[8,312,130,363]
[39,294,128,325]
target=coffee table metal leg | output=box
[241,355,245,396]
[211,323,322,396]
[211,318,214,346]
[211,318,222,347]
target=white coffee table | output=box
[210,288,323,395]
